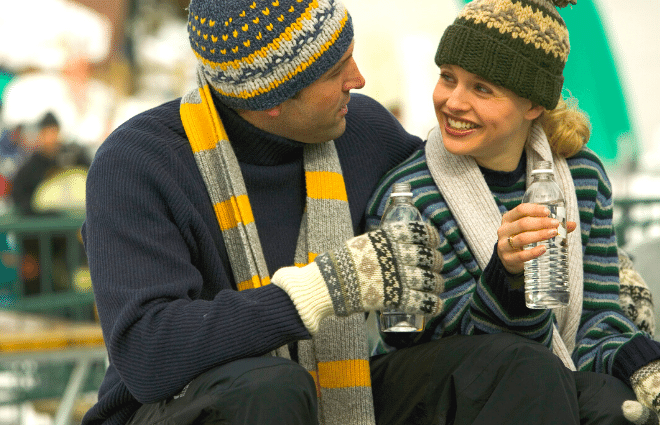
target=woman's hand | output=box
[497,203,577,275]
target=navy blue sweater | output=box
[81,93,422,424]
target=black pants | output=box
[370,333,635,425]
[127,333,635,424]
[126,356,318,425]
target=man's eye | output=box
[440,72,454,83]
[328,67,342,78]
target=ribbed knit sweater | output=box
[81,93,422,425]
[366,147,660,385]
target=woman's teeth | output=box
[447,117,477,130]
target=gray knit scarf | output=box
[426,123,583,370]
[180,67,375,425]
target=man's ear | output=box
[236,104,282,123]
[265,104,282,117]
[525,103,545,121]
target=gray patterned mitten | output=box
[272,221,444,334]
[622,359,660,425]
[618,247,655,337]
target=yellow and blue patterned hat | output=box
[188,0,353,110]
[435,0,576,110]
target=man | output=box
[11,111,89,216]
[11,113,62,216]
[81,0,441,424]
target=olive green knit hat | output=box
[435,0,576,110]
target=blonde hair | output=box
[537,96,591,158]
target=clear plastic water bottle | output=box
[522,161,569,309]
[378,182,425,332]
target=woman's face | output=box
[433,64,544,171]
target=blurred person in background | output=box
[0,124,26,161]
[0,123,27,208]
[10,110,90,295]
[0,0,116,158]
[1,53,117,161]
[11,111,89,216]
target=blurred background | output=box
[0,0,657,424]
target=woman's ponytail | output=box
[538,96,591,158]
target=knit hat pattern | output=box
[435,0,576,110]
[188,0,353,110]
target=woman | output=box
[367,0,660,424]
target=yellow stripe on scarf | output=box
[237,275,270,291]
[294,252,318,268]
[317,359,371,388]
[181,86,230,153]
[305,171,348,201]
[214,195,255,230]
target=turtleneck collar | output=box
[212,94,305,166]
[479,154,526,188]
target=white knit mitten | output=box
[273,221,444,334]
[623,359,660,425]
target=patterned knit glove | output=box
[622,359,660,425]
[272,221,444,334]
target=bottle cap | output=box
[390,182,413,197]
[531,160,553,174]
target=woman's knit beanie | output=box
[188,0,353,111]
[435,0,576,110]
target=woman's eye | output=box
[475,84,491,94]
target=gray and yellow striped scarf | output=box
[180,68,375,425]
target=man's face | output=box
[272,41,366,144]
[39,125,61,156]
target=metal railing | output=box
[0,212,103,424]
[0,212,95,321]
[614,198,660,248]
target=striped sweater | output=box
[366,146,660,383]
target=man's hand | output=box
[272,221,444,334]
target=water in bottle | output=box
[522,161,569,309]
[378,182,425,332]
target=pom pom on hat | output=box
[188,0,354,111]
[552,0,576,7]
[435,0,576,110]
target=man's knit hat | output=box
[435,0,576,110]
[188,0,353,110]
